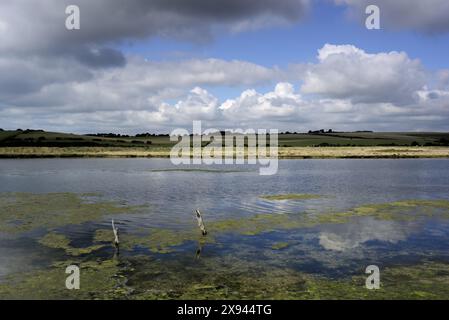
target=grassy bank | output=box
[1,146,449,159]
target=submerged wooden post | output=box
[111,219,119,247]
[195,209,207,236]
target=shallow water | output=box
[1,158,449,298]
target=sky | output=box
[1,0,449,134]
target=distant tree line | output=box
[87,132,169,138]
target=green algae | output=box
[94,214,298,254]
[94,229,115,243]
[129,256,311,299]
[258,196,449,224]
[209,199,449,236]
[208,213,303,235]
[2,252,449,299]
[3,191,447,251]
[0,192,146,234]
[93,228,203,254]
[271,242,290,250]
[94,260,449,299]
[0,258,129,299]
[117,214,304,253]
[93,199,449,255]
[301,262,449,300]
[38,232,105,256]
[121,228,202,253]
[260,194,322,201]
[313,199,449,225]
[3,193,449,299]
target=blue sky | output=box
[122,1,449,70]
[119,0,449,103]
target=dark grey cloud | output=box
[0,56,93,102]
[0,0,305,103]
[73,47,126,68]
[148,0,306,21]
[0,0,309,61]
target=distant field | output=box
[277,132,449,147]
[0,129,173,148]
[1,129,449,158]
[1,129,449,147]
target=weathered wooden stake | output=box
[111,219,119,246]
[195,209,207,236]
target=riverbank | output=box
[1,146,449,159]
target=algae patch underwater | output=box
[92,199,449,255]
[110,259,449,299]
[260,194,322,201]
[0,258,130,299]
[0,192,147,233]
[3,193,449,299]
[38,232,105,256]
[1,252,449,299]
[113,213,308,254]
[313,199,449,224]
[120,228,201,254]
[271,242,290,250]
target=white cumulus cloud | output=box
[301,44,426,105]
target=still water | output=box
[1,158,449,298]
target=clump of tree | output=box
[438,138,449,146]
[308,129,333,134]
[23,129,44,133]
[89,133,130,138]
[136,132,155,137]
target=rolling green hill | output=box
[277,132,449,147]
[0,129,171,148]
[1,129,448,148]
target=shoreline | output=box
[1,146,449,159]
